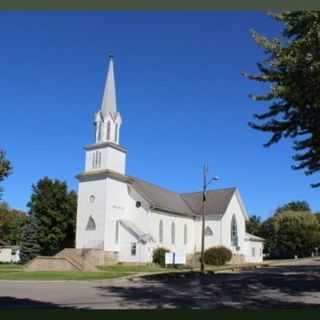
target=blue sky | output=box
[1,11,319,218]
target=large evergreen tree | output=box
[243,11,320,187]
[26,177,77,256]
[0,150,12,199]
[20,216,41,264]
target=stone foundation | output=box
[24,256,81,271]
[24,248,119,272]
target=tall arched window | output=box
[184,224,188,245]
[231,215,238,247]
[86,216,96,231]
[106,121,111,140]
[159,220,163,243]
[115,220,119,244]
[115,123,118,143]
[171,222,175,245]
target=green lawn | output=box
[0,270,132,281]
[0,262,256,281]
[0,263,168,281]
[0,263,23,271]
[97,264,167,273]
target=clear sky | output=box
[1,11,319,218]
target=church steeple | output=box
[95,56,122,145]
[101,56,117,117]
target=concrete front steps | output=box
[24,248,118,272]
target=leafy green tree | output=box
[0,202,27,245]
[260,217,278,257]
[20,216,41,264]
[275,201,311,215]
[243,11,320,187]
[246,215,262,235]
[27,177,77,256]
[0,150,12,199]
[262,210,320,258]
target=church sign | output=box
[165,252,186,266]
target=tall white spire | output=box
[101,56,117,117]
[94,56,122,145]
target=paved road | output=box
[1,259,320,309]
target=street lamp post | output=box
[200,163,219,273]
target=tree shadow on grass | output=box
[0,296,75,309]
[95,265,320,309]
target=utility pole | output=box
[200,164,219,273]
[200,164,207,273]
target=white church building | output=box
[75,57,264,264]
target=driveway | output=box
[1,259,320,309]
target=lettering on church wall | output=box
[112,204,125,211]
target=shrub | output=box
[152,247,169,267]
[204,246,232,265]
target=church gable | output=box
[181,188,236,217]
[224,189,249,222]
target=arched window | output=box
[115,220,119,244]
[86,216,96,231]
[106,121,111,140]
[171,222,175,245]
[231,215,238,247]
[115,123,118,143]
[205,226,213,236]
[159,220,163,243]
[184,224,188,245]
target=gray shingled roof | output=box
[181,188,236,216]
[130,177,194,216]
[130,176,236,217]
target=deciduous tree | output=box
[0,150,12,199]
[243,11,320,187]
[275,201,311,215]
[0,202,27,245]
[261,210,320,258]
[246,215,263,235]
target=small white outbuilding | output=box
[0,240,20,263]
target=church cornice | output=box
[76,169,131,183]
[84,141,127,153]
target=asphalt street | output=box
[1,259,320,309]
